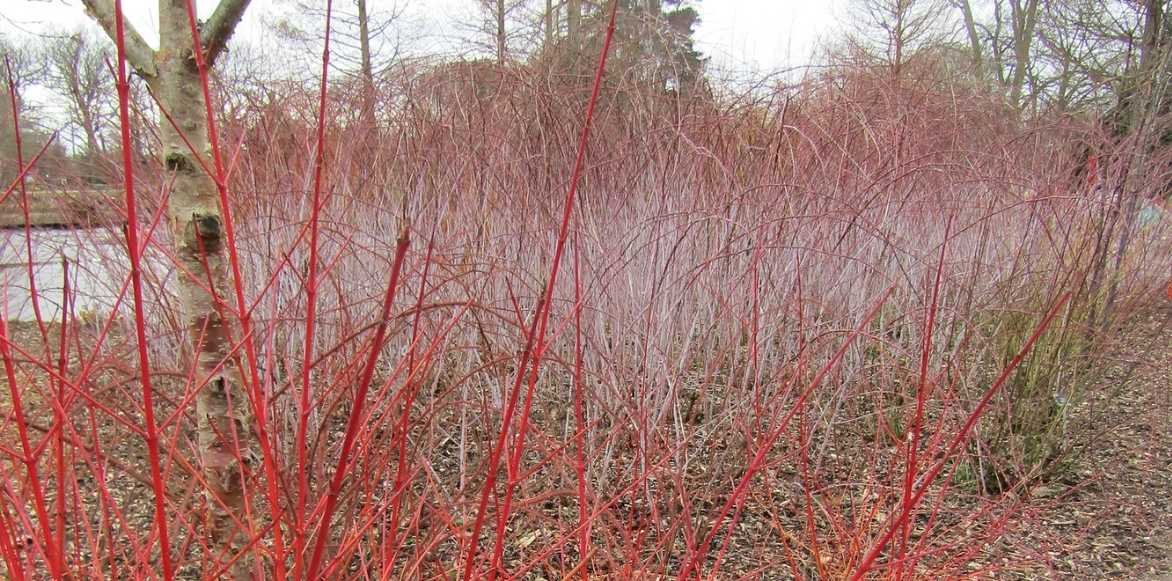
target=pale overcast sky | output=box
[2,0,844,74]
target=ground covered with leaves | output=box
[2,301,1170,579]
[971,305,1172,579]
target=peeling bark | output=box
[84,0,257,577]
[155,6,256,573]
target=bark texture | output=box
[82,0,256,577]
[155,4,256,574]
[958,0,984,78]
[568,0,581,49]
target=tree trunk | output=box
[1138,0,1164,69]
[77,97,103,156]
[893,4,905,80]
[83,0,257,576]
[991,0,1007,86]
[545,0,554,48]
[1009,0,1039,108]
[496,0,507,65]
[1100,0,1168,327]
[357,0,375,124]
[153,3,256,576]
[54,34,107,156]
[958,0,984,79]
[568,0,581,50]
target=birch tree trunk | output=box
[156,3,256,574]
[82,0,256,577]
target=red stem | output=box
[180,0,292,573]
[0,301,60,576]
[896,215,952,574]
[110,0,174,577]
[0,133,57,207]
[848,291,1072,580]
[385,236,435,564]
[0,496,23,581]
[2,56,62,579]
[4,60,49,346]
[472,2,621,578]
[54,259,71,570]
[294,3,336,574]
[572,234,589,578]
[460,282,547,580]
[305,231,410,580]
[678,285,896,580]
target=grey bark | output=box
[568,0,581,49]
[958,0,985,77]
[545,0,554,48]
[79,0,157,77]
[358,0,373,82]
[80,0,256,577]
[202,0,252,63]
[1009,0,1040,108]
[358,0,375,123]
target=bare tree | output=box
[956,0,986,76]
[462,0,539,64]
[273,0,404,120]
[568,0,582,49]
[1,33,60,185]
[1099,0,1169,324]
[1007,0,1040,107]
[494,0,508,63]
[545,0,556,47]
[953,0,1165,111]
[43,30,114,159]
[0,33,44,92]
[848,0,953,78]
[79,0,259,576]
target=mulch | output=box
[2,302,1169,579]
[975,305,1172,579]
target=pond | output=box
[0,228,128,322]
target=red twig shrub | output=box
[1,29,1168,580]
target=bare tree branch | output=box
[79,0,157,78]
[955,0,984,76]
[203,0,253,65]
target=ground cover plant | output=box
[1,0,1170,579]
